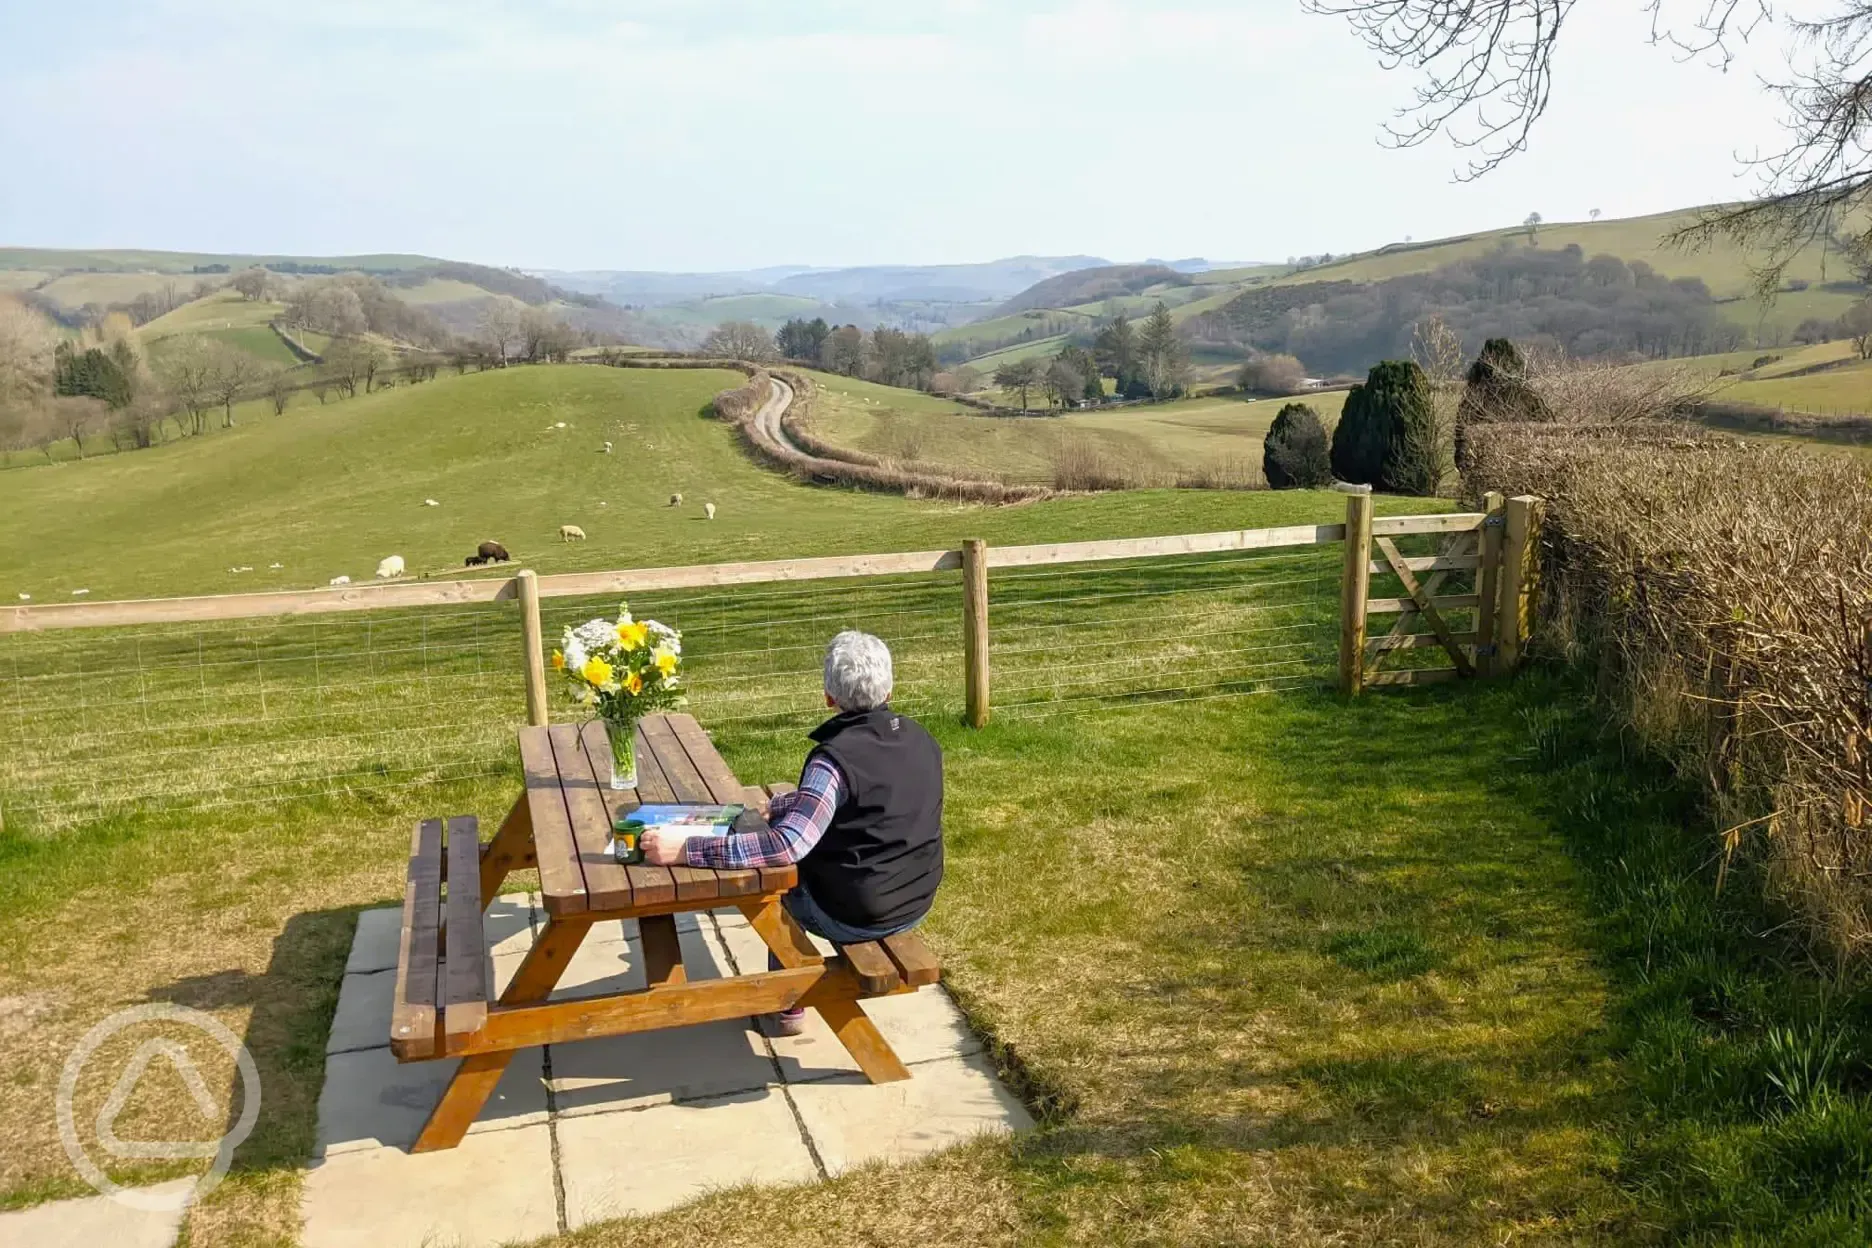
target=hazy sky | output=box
[0,0,1803,271]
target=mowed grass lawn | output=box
[809,375,1347,487]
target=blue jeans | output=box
[766,885,922,979]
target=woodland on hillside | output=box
[1184,244,1766,373]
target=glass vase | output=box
[603,716,638,790]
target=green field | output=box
[809,376,1347,487]
[36,271,193,310]
[2,362,1868,1245]
[390,277,495,305]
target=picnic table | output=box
[389,712,941,1153]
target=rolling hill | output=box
[0,364,1369,604]
[940,204,1871,377]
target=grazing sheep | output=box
[477,541,511,563]
[560,525,586,542]
[237,566,253,573]
[555,421,567,429]
[17,593,30,601]
[269,562,283,569]
[375,555,406,579]
[71,589,89,596]
[669,493,683,507]
[704,502,716,521]
[464,555,488,567]
[424,498,439,507]
[601,441,613,453]
[329,575,352,586]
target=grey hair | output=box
[823,630,893,712]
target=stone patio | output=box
[301,895,1032,1247]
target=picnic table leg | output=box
[478,793,536,911]
[639,915,686,987]
[739,896,910,1085]
[411,913,593,1153]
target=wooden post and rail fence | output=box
[0,499,1546,737]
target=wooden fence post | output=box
[1498,495,1545,673]
[963,539,990,728]
[517,569,549,727]
[1338,492,1374,696]
[1474,490,1506,677]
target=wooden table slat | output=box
[441,816,489,1038]
[649,714,765,898]
[517,727,588,915]
[574,718,677,907]
[631,724,721,902]
[548,723,635,911]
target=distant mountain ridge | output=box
[538,255,1111,309]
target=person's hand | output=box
[640,830,684,866]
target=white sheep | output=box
[601,441,613,454]
[237,566,253,573]
[71,589,89,596]
[555,421,567,429]
[704,502,716,521]
[375,555,405,579]
[17,593,29,601]
[329,575,351,586]
[669,492,683,507]
[269,562,283,569]
[560,524,587,542]
[424,498,439,507]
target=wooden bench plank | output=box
[632,725,721,903]
[441,816,489,1040]
[574,719,677,908]
[839,941,901,995]
[518,727,587,915]
[548,722,635,911]
[880,932,941,987]
[391,818,443,1059]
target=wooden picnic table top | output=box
[518,712,796,919]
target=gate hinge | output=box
[1483,514,1507,529]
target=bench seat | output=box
[743,779,945,997]
[391,815,491,1060]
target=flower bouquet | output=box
[553,604,684,789]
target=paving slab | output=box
[556,1089,818,1227]
[548,923,773,1114]
[344,895,534,974]
[302,1122,558,1248]
[316,1045,547,1156]
[326,969,396,1054]
[0,1179,194,1248]
[786,1052,1034,1175]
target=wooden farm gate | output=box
[1337,490,1545,694]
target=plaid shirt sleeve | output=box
[681,754,843,869]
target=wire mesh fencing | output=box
[0,539,1347,838]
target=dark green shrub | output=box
[1455,337,1548,472]
[1262,402,1331,488]
[1331,360,1436,493]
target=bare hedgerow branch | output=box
[1311,0,1872,290]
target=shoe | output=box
[772,1008,806,1037]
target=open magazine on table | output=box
[607,803,746,864]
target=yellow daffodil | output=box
[580,656,613,687]
[653,647,678,677]
[617,621,649,649]
[625,671,644,695]
[551,650,565,671]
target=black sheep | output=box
[464,555,488,567]
[477,540,511,563]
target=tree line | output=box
[988,302,1191,411]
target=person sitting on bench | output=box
[642,629,944,1034]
